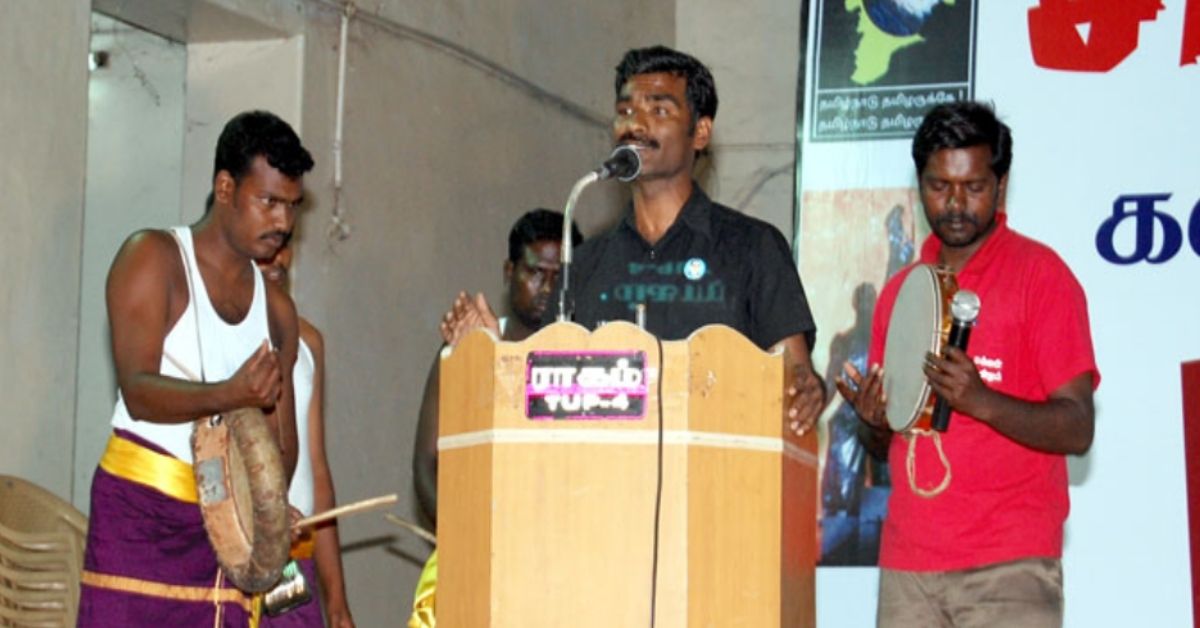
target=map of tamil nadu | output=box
[846,0,955,84]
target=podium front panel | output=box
[437,323,816,627]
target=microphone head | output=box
[605,145,642,182]
[950,289,981,324]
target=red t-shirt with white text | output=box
[869,213,1100,571]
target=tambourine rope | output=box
[905,429,951,498]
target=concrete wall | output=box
[291,3,674,620]
[677,0,801,241]
[181,36,305,222]
[0,0,819,622]
[72,14,188,507]
[294,4,806,616]
[0,0,674,624]
[0,0,91,498]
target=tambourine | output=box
[882,264,959,433]
[192,407,290,592]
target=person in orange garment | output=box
[257,241,355,628]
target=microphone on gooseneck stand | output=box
[556,146,643,322]
[596,144,642,182]
[931,290,981,432]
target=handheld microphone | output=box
[931,289,981,432]
[596,145,642,182]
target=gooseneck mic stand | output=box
[556,145,641,322]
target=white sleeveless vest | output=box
[110,226,271,463]
[288,337,316,516]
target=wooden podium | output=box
[437,322,817,627]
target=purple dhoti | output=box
[79,430,255,627]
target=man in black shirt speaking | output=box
[443,45,824,433]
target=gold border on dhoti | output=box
[81,570,255,611]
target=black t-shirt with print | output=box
[546,185,816,351]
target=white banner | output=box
[796,2,1200,626]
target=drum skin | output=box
[192,407,290,592]
[882,265,958,432]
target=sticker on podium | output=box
[525,351,647,420]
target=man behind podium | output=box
[444,45,825,432]
[409,210,583,627]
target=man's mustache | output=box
[617,134,659,150]
[936,212,977,227]
[261,230,292,243]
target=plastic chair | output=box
[0,476,87,627]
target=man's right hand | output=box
[835,362,889,431]
[439,291,500,345]
[229,341,283,409]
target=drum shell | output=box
[192,407,290,592]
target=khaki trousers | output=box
[878,558,1063,628]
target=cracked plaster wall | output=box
[0,0,810,621]
[71,14,189,507]
[677,0,803,243]
[289,5,674,621]
[0,0,91,500]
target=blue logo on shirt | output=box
[683,258,707,281]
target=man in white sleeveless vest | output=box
[79,110,312,627]
[258,242,355,627]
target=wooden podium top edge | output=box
[441,321,783,357]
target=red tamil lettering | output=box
[1183,0,1200,65]
[1028,0,1165,72]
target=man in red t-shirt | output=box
[837,101,1099,628]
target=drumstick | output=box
[293,494,398,529]
[384,514,437,545]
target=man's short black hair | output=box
[213,110,314,184]
[614,45,718,129]
[912,101,1012,179]
[508,209,583,263]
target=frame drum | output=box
[192,407,290,592]
[882,264,958,432]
